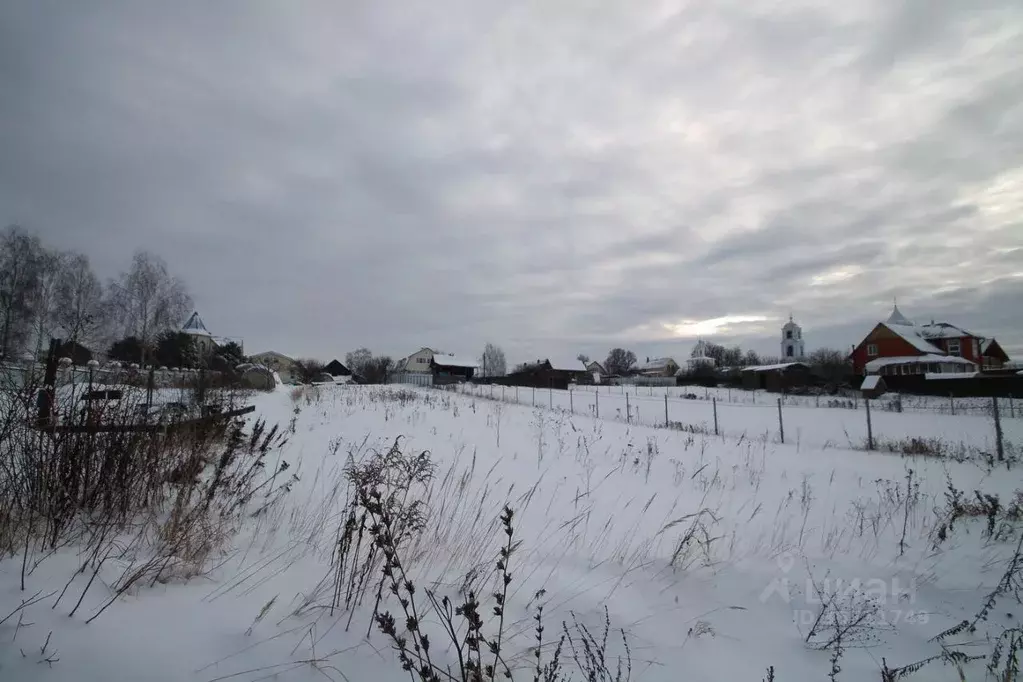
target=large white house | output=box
[395,347,438,374]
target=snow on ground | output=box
[462,382,1021,455]
[2,384,1021,681]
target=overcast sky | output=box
[2,1,1021,365]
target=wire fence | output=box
[444,381,1018,458]
[568,382,1020,419]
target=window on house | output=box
[867,344,878,357]
[947,339,961,356]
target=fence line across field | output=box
[565,382,1018,419]
[437,381,1013,459]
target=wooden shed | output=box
[740,362,812,392]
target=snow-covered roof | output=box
[250,350,295,362]
[547,357,588,372]
[886,304,913,326]
[181,311,212,336]
[742,362,808,372]
[883,323,944,354]
[925,372,978,380]
[860,375,884,390]
[637,357,677,371]
[432,354,478,369]
[918,322,975,340]
[865,354,976,372]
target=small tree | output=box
[605,348,637,376]
[345,348,373,377]
[577,353,590,365]
[362,356,393,384]
[808,348,851,384]
[480,342,507,377]
[153,331,198,369]
[216,341,246,369]
[293,358,326,384]
[108,336,146,366]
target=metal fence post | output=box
[950,393,955,416]
[865,398,874,450]
[626,393,631,423]
[993,396,1004,462]
[532,386,535,406]
[664,393,668,427]
[570,389,574,414]
[713,398,719,436]
[1010,394,1015,419]
[595,390,600,418]
[777,397,785,444]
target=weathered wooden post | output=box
[626,393,631,423]
[713,398,719,436]
[993,396,1004,462]
[595,390,600,418]
[865,397,874,450]
[777,397,785,444]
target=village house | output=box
[430,354,478,383]
[323,359,351,377]
[849,305,1010,376]
[585,360,607,383]
[394,347,437,374]
[636,357,680,377]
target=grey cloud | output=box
[1,0,1021,363]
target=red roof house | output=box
[850,305,1010,376]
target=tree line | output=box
[0,224,243,370]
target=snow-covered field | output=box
[2,384,1021,681]
[457,382,1021,456]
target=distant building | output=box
[741,362,812,392]
[636,357,680,377]
[781,316,805,360]
[431,354,478,383]
[180,311,243,361]
[849,304,1010,376]
[394,347,437,374]
[324,359,351,377]
[585,360,607,384]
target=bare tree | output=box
[107,251,192,366]
[808,348,851,384]
[0,226,47,359]
[577,353,590,365]
[54,252,104,348]
[480,342,507,377]
[293,358,326,384]
[27,250,67,356]
[345,348,373,377]
[604,348,637,376]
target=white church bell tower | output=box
[781,315,805,360]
